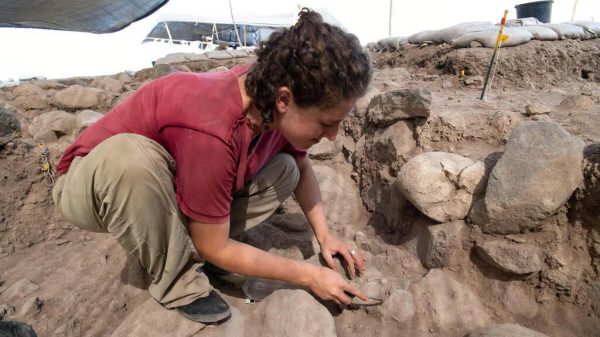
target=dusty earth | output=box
[0,39,599,337]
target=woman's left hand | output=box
[319,233,366,279]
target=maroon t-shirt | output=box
[57,65,306,224]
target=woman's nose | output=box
[323,126,339,141]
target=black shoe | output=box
[175,290,231,323]
[203,261,230,276]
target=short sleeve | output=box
[163,127,236,224]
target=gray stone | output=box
[227,49,249,58]
[312,165,362,225]
[51,85,106,109]
[423,220,466,268]
[384,289,415,323]
[91,76,123,92]
[397,152,486,222]
[155,52,209,65]
[411,269,491,334]
[206,50,234,60]
[259,289,336,337]
[12,82,45,97]
[30,79,67,90]
[481,121,585,233]
[0,107,20,147]
[3,279,39,302]
[525,103,551,115]
[20,296,43,315]
[370,120,416,164]
[476,239,542,274]
[468,323,549,337]
[502,282,538,320]
[308,138,336,160]
[110,298,205,337]
[29,110,77,143]
[354,86,381,118]
[366,88,432,126]
[76,109,104,135]
[559,95,593,110]
[152,63,177,79]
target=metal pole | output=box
[388,0,393,37]
[228,0,243,48]
[480,10,509,101]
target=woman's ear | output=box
[275,87,293,114]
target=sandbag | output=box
[366,42,380,52]
[542,23,595,40]
[451,27,533,48]
[571,20,600,37]
[377,36,408,51]
[505,17,542,27]
[439,22,496,43]
[521,25,558,41]
[408,30,443,44]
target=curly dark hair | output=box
[245,8,372,128]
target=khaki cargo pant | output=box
[52,133,299,308]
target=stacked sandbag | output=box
[542,23,596,40]
[452,26,533,48]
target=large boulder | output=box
[480,121,585,234]
[476,239,543,274]
[397,152,486,222]
[312,165,363,225]
[258,289,336,337]
[468,323,549,337]
[51,85,107,110]
[28,110,77,143]
[0,106,20,147]
[366,89,432,126]
[91,76,123,92]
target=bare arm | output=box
[293,156,366,277]
[188,219,367,305]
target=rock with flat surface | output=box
[397,152,486,222]
[312,165,362,225]
[29,110,77,143]
[476,239,543,274]
[481,121,585,233]
[91,76,123,92]
[3,279,39,303]
[525,103,550,115]
[259,289,336,337]
[76,109,104,135]
[468,323,549,337]
[423,220,466,268]
[383,289,415,323]
[51,85,106,109]
[367,89,432,126]
[110,298,205,337]
[411,269,491,336]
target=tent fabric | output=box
[0,0,169,33]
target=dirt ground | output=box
[1,39,599,337]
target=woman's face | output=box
[272,88,356,150]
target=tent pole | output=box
[228,0,243,48]
[388,0,393,37]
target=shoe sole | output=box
[177,308,232,324]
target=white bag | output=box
[542,23,595,40]
[522,26,558,41]
[451,27,533,48]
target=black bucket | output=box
[515,1,553,23]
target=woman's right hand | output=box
[308,266,368,305]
